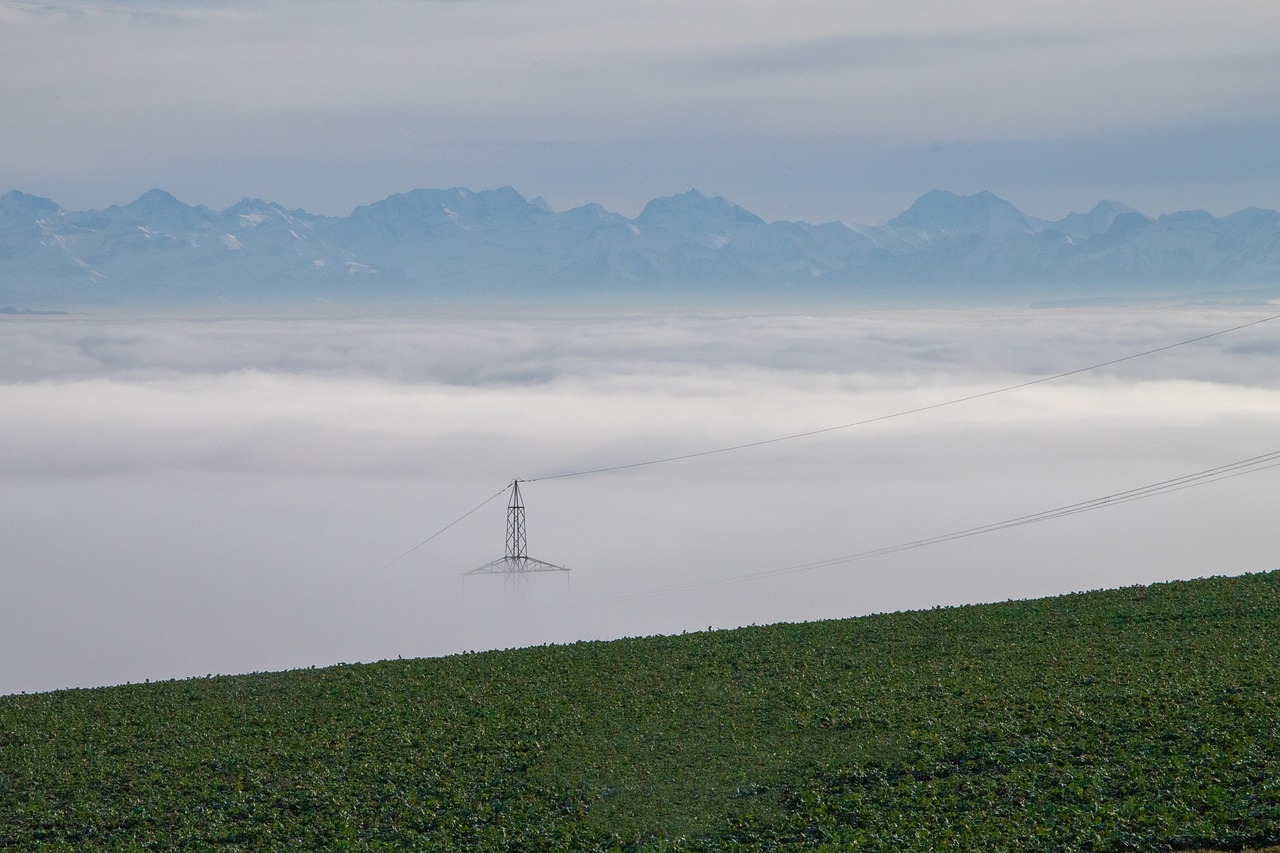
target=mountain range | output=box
[2,187,1278,309]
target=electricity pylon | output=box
[466,480,569,576]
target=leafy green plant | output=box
[3,572,1279,850]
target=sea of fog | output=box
[2,306,1279,695]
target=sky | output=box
[2,307,1279,694]
[2,0,1280,223]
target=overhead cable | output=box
[590,449,1280,604]
[379,483,512,571]
[525,311,1280,482]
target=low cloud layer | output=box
[2,307,1278,693]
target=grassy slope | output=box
[2,572,1279,850]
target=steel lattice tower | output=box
[466,480,569,576]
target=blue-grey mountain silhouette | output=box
[2,187,1277,309]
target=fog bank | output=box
[2,307,1277,694]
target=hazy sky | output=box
[2,0,1279,222]
[2,308,1278,694]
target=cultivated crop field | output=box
[3,572,1279,850]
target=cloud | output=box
[2,0,1277,220]
[1,307,1278,694]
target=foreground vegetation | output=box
[3,572,1280,850]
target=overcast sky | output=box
[2,0,1279,223]
[2,308,1278,694]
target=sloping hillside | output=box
[3,572,1279,850]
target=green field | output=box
[3,571,1280,850]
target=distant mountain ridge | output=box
[2,186,1278,308]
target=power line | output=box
[524,311,1280,482]
[588,449,1280,605]
[379,483,512,571]
[384,310,1278,569]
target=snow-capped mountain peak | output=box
[636,189,766,235]
[0,190,62,221]
[887,189,1035,237]
[1045,200,1143,239]
[2,186,1277,309]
